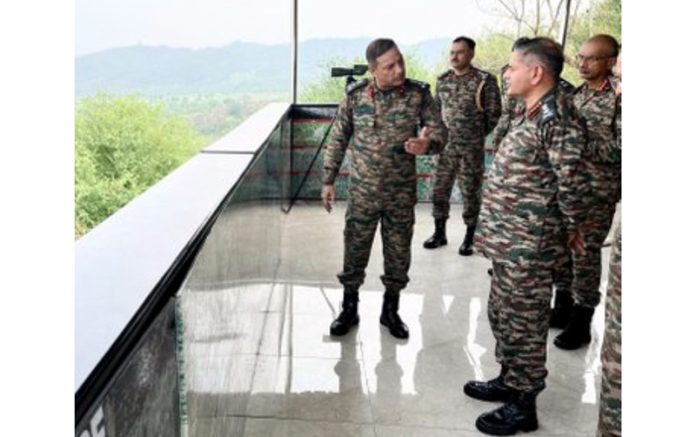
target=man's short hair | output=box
[453,36,476,51]
[366,38,398,67]
[587,34,620,58]
[514,36,565,80]
[511,36,531,51]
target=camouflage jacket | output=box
[476,87,589,268]
[573,76,621,204]
[435,67,501,150]
[323,78,447,194]
[490,78,576,153]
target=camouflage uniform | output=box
[490,78,575,154]
[489,96,517,154]
[554,77,622,308]
[431,68,501,226]
[323,78,447,292]
[475,88,588,393]
[597,221,621,437]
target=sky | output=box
[75,0,508,56]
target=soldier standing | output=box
[597,48,621,437]
[463,37,589,435]
[322,38,447,339]
[423,36,501,255]
[553,34,622,349]
[490,37,576,155]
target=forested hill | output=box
[75,38,449,97]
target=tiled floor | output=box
[178,201,615,436]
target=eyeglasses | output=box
[575,54,614,63]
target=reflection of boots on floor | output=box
[475,390,539,435]
[549,289,573,329]
[329,289,359,336]
[554,305,594,350]
[459,222,476,256]
[423,218,447,249]
[380,291,409,339]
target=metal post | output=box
[561,0,572,50]
[292,0,298,103]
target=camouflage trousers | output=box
[338,191,415,292]
[489,261,553,393]
[554,205,616,308]
[597,223,621,437]
[430,148,484,226]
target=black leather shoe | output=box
[330,291,359,336]
[475,391,539,436]
[549,289,573,329]
[423,218,447,249]
[464,374,515,402]
[380,292,409,339]
[458,222,477,256]
[554,305,594,350]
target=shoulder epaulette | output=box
[475,67,495,82]
[346,79,369,95]
[539,93,559,125]
[405,78,431,96]
[559,78,576,95]
[437,70,451,80]
[608,75,621,92]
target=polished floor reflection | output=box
[178,201,615,437]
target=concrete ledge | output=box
[75,153,252,390]
[203,102,291,153]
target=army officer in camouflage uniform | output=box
[423,36,502,255]
[553,34,622,350]
[321,38,447,339]
[490,37,576,155]
[463,37,590,435]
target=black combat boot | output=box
[423,218,448,249]
[464,367,515,402]
[549,289,573,329]
[380,291,409,339]
[459,222,477,256]
[475,390,539,436]
[553,305,594,350]
[330,290,359,336]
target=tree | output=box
[75,94,205,237]
[475,0,586,39]
[565,0,621,53]
[473,0,621,85]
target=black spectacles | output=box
[575,54,614,63]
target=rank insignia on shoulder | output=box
[559,78,576,95]
[437,70,451,80]
[540,95,559,125]
[346,79,369,95]
[406,78,430,92]
[476,69,492,82]
[608,76,621,93]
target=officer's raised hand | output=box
[404,127,430,155]
[321,184,336,213]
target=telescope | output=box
[331,64,368,91]
[331,65,368,78]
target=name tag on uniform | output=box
[354,104,375,116]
